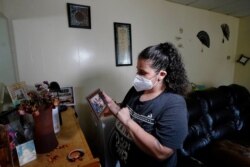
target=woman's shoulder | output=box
[158,92,187,116]
[162,91,185,102]
[158,92,186,111]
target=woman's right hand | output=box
[102,92,131,125]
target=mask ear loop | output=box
[151,74,160,88]
[153,70,167,88]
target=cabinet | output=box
[90,114,118,167]
[22,107,100,167]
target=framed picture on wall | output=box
[67,3,91,29]
[237,54,250,65]
[86,89,107,120]
[114,22,132,66]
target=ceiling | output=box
[165,0,250,18]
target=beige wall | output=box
[2,0,240,133]
[234,16,250,91]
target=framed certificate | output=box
[114,22,132,66]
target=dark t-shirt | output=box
[109,87,188,167]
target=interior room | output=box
[1,0,250,166]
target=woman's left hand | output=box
[102,91,120,115]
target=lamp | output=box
[49,82,61,94]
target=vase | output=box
[0,124,12,167]
[33,105,58,154]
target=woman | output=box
[103,42,189,167]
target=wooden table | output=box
[23,107,100,167]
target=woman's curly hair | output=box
[138,42,189,96]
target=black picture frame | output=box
[67,3,91,29]
[86,89,107,119]
[114,22,132,66]
[237,54,250,65]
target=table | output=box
[23,107,100,167]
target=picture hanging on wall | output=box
[197,30,210,52]
[197,31,210,48]
[237,54,250,65]
[67,3,91,29]
[114,22,132,66]
[221,23,230,43]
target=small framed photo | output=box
[114,22,132,66]
[237,54,250,65]
[53,87,75,106]
[67,3,91,29]
[16,140,37,166]
[86,89,107,119]
[6,81,29,106]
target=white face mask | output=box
[133,74,157,92]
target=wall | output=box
[2,0,239,149]
[234,16,250,91]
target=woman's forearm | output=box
[107,101,121,115]
[118,115,174,160]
